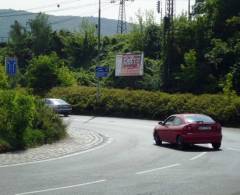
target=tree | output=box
[49,30,68,59]
[62,20,97,69]
[143,24,161,59]
[28,13,53,55]
[57,66,77,87]
[205,39,232,78]
[175,49,199,92]
[8,21,32,70]
[200,0,240,38]
[25,53,62,94]
[128,11,145,52]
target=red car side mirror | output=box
[158,121,164,125]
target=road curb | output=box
[0,128,107,166]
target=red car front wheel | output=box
[177,136,185,150]
[154,133,162,146]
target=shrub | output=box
[0,89,66,152]
[22,128,45,148]
[49,86,240,126]
[0,64,8,89]
[0,139,10,153]
[0,89,35,149]
[33,101,66,143]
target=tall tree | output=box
[8,21,32,70]
[28,13,52,55]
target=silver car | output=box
[43,98,72,117]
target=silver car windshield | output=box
[51,99,68,105]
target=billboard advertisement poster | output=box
[115,53,144,76]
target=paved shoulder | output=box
[0,127,107,166]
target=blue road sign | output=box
[5,57,17,76]
[96,66,109,78]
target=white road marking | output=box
[71,118,155,129]
[15,180,106,195]
[136,163,181,175]
[227,147,240,152]
[0,138,113,169]
[190,152,207,161]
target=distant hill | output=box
[0,9,131,42]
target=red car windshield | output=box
[184,115,215,123]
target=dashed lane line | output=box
[189,152,207,161]
[227,147,240,152]
[136,163,181,175]
[15,179,106,195]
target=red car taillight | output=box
[216,123,222,132]
[211,123,221,132]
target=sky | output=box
[0,0,196,22]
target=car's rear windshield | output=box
[184,115,215,123]
[51,99,68,104]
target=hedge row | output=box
[0,89,66,152]
[48,86,240,126]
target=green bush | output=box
[48,86,240,126]
[0,89,66,152]
[0,64,8,89]
[0,139,10,153]
[25,53,76,94]
[23,128,45,148]
[33,101,66,143]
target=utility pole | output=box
[162,0,175,90]
[156,0,163,23]
[110,0,134,34]
[96,0,101,103]
[117,0,127,34]
[98,0,101,54]
[188,0,191,20]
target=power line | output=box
[0,0,90,16]
[1,3,118,43]
[0,1,109,18]
[50,3,118,26]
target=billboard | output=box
[115,53,144,76]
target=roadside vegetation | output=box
[0,0,239,94]
[49,86,240,126]
[0,89,66,153]
[0,0,239,151]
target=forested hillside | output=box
[0,9,124,39]
[0,0,239,95]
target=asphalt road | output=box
[1,115,240,195]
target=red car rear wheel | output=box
[212,143,221,150]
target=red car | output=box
[153,114,222,150]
